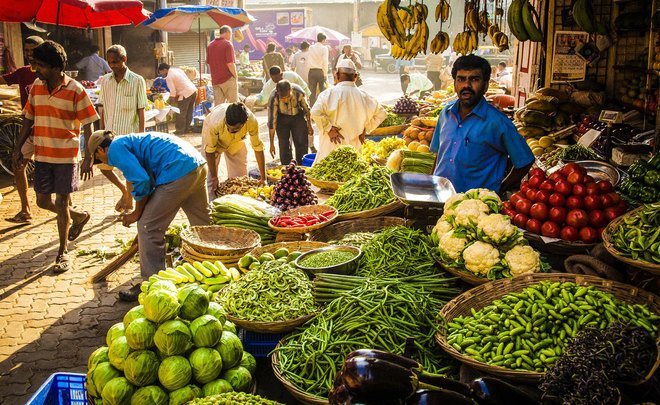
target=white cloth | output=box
[310,81,387,163]
[406,73,433,96]
[307,42,329,73]
[291,50,311,83]
[254,71,311,106]
[165,67,197,101]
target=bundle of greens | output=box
[306,146,369,182]
[326,166,396,214]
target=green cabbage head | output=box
[223,321,236,334]
[108,336,132,371]
[125,318,157,350]
[105,322,125,347]
[147,279,177,294]
[86,361,121,398]
[143,289,180,323]
[87,346,109,371]
[130,385,168,405]
[177,284,209,320]
[221,366,252,392]
[158,355,192,391]
[190,314,223,347]
[123,305,146,328]
[189,347,223,384]
[202,379,234,396]
[239,351,257,375]
[168,384,202,405]
[206,302,227,324]
[123,350,159,387]
[154,319,192,356]
[215,331,243,371]
[101,376,134,405]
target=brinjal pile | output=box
[270,160,317,211]
[392,95,419,115]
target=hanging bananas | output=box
[572,0,597,34]
[453,31,479,55]
[507,0,544,42]
[377,0,430,60]
[435,0,450,23]
[377,0,407,48]
[430,31,450,54]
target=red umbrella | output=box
[0,0,148,28]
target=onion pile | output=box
[270,161,317,211]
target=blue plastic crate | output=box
[26,372,87,405]
[238,329,287,358]
[301,153,316,167]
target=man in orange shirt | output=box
[13,40,99,273]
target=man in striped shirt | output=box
[99,44,148,212]
[267,80,313,165]
[13,40,99,273]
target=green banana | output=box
[521,0,544,42]
[508,0,530,41]
[572,0,596,34]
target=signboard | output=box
[234,9,308,60]
[551,31,589,83]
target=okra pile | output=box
[445,281,659,372]
[611,202,660,264]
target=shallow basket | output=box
[268,205,338,234]
[306,176,344,191]
[180,225,260,256]
[334,200,405,221]
[523,231,596,256]
[435,273,660,383]
[602,206,660,275]
[271,340,329,405]
[308,216,405,242]
[180,243,242,267]
[368,124,408,136]
[226,313,316,334]
[250,241,329,258]
[431,252,489,286]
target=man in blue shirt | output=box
[430,55,534,194]
[87,130,211,301]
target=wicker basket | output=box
[271,341,329,405]
[368,124,408,136]
[435,273,660,383]
[334,200,405,221]
[275,232,307,243]
[602,206,660,275]
[268,205,338,234]
[181,246,241,267]
[180,226,260,256]
[250,241,329,258]
[226,313,316,334]
[308,216,405,242]
[523,231,596,256]
[431,252,490,285]
[307,176,344,191]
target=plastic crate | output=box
[301,153,316,167]
[238,328,287,358]
[26,372,87,405]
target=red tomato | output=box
[515,199,532,215]
[566,195,584,210]
[585,183,600,196]
[584,175,596,184]
[530,203,549,221]
[520,181,530,195]
[600,194,614,208]
[567,171,585,185]
[541,221,561,238]
[607,192,621,206]
[548,193,566,207]
[502,201,514,211]
[613,200,628,216]
[604,207,620,222]
[510,192,524,206]
[566,209,589,228]
[501,208,515,218]
[526,188,538,201]
[548,171,565,182]
[528,175,544,189]
[533,190,550,204]
[548,206,567,224]
[526,218,542,234]
[572,184,587,197]
[588,209,607,228]
[560,226,579,241]
[579,227,599,243]
[513,213,528,228]
[561,162,583,177]
[540,180,556,192]
[554,180,572,196]
[597,180,614,194]
[529,168,546,178]
[583,195,601,211]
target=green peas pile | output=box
[446,281,659,372]
[188,392,284,405]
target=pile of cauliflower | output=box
[432,188,544,280]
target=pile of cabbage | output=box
[87,281,258,405]
[431,188,548,280]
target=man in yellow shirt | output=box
[202,102,266,196]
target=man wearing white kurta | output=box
[310,59,387,163]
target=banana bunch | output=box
[434,0,450,23]
[508,0,544,42]
[453,31,478,55]
[430,31,450,54]
[377,0,407,48]
[378,0,430,59]
[572,0,597,34]
[488,23,510,51]
[465,5,480,32]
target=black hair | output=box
[451,54,491,82]
[317,33,327,42]
[243,45,250,50]
[158,63,170,71]
[400,73,410,83]
[225,102,249,126]
[33,40,67,70]
[90,45,100,54]
[99,137,113,149]
[267,43,276,52]
[276,80,291,95]
[498,61,506,68]
[269,65,282,75]
[219,25,231,34]
[300,41,310,50]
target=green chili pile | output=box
[357,226,437,277]
[446,281,659,372]
[273,282,458,399]
[215,260,317,322]
[306,146,369,182]
[298,250,357,269]
[326,166,396,214]
[328,232,377,248]
[611,202,660,264]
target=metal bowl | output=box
[65,70,79,78]
[294,245,362,277]
[573,160,621,186]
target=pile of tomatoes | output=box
[501,163,628,243]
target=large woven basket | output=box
[226,313,316,334]
[180,226,260,256]
[431,252,489,286]
[180,245,242,267]
[250,241,329,258]
[271,341,329,405]
[436,273,660,383]
[334,200,405,221]
[602,206,660,275]
[368,124,408,136]
[308,216,405,242]
[307,176,344,191]
[268,205,338,234]
[523,231,596,256]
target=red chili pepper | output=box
[288,224,306,228]
[322,210,336,217]
[307,219,319,225]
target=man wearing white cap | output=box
[310,59,387,163]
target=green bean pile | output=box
[274,283,457,399]
[446,281,659,372]
[215,261,317,322]
[328,231,377,248]
[306,146,369,182]
[611,202,660,264]
[326,166,395,214]
[357,226,437,277]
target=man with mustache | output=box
[430,55,533,195]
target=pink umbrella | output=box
[285,25,350,46]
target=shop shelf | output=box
[26,372,87,405]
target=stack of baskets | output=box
[180,225,260,268]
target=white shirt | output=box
[307,42,329,73]
[406,73,433,96]
[310,81,387,163]
[291,50,311,83]
[254,71,311,106]
[165,67,197,101]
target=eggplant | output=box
[406,389,474,405]
[469,377,541,405]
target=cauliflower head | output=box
[453,199,490,227]
[432,218,453,240]
[477,214,517,243]
[439,230,468,260]
[504,245,541,276]
[462,241,501,275]
[443,193,466,215]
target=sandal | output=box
[68,212,91,241]
[51,253,72,274]
[6,212,32,223]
